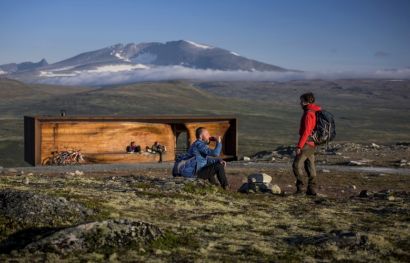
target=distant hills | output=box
[0,78,409,167]
[0,40,292,85]
[0,59,48,74]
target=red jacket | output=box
[297,103,321,149]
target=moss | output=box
[130,182,152,189]
[149,230,200,251]
[0,217,18,241]
[1,168,409,262]
[182,182,218,195]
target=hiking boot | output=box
[306,188,317,196]
[223,184,231,191]
[295,188,304,195]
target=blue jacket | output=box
[182,140,222,177]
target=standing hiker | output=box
[293,92,321,196]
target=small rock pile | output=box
[397,159,410,167]
[250,145,295,162]
[238,173,281,194]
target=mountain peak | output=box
[39,58,48,66]
[2,40,290,85]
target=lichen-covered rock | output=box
[270,184,281,194]
[238,173,281,195]
[24,219,162,254]
[238,182,281,195]
[0,190,93,227]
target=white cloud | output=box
[35,66,410,86]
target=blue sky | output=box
[0,0,409,72]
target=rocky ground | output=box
[0,151,409,262]
[247,142,410,168]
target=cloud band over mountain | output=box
[35,65,410,86]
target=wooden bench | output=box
[83,152,165,164]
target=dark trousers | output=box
[292,145,317,191]
[197,162,228,188]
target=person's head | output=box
[300,92,315,108]
[196,127,210,142]
[154,141,159,145]
[130,141,135,146]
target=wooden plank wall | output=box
[40,121,175,164]
[184,121,231,157]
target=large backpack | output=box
[172,153,196,177]
[310,110,336,145]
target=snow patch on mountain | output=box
[0,69,6,75]
[109,50,131,62]
[85,64,149,73]
[38,64,149,78]
[185,40,213,49]
[230,51,240,56]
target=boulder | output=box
[23,219,162,254]
[270,184,281,194]
[359,190,371,197]
[0,190,93,227]
[371,143,380,149]
[23,177,30,185]
[238,182,274,194]
[252,151,273,160]
[74,170,84,176]
[243,156,251,161]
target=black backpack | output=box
[310,110,336,145]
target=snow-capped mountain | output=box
[1,40,292,85]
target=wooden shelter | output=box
[24,116,238,166]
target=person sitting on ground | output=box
[293,92,321,196]
[150,141,166,163]
[187,127,229,189]
[126,141,141,153]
